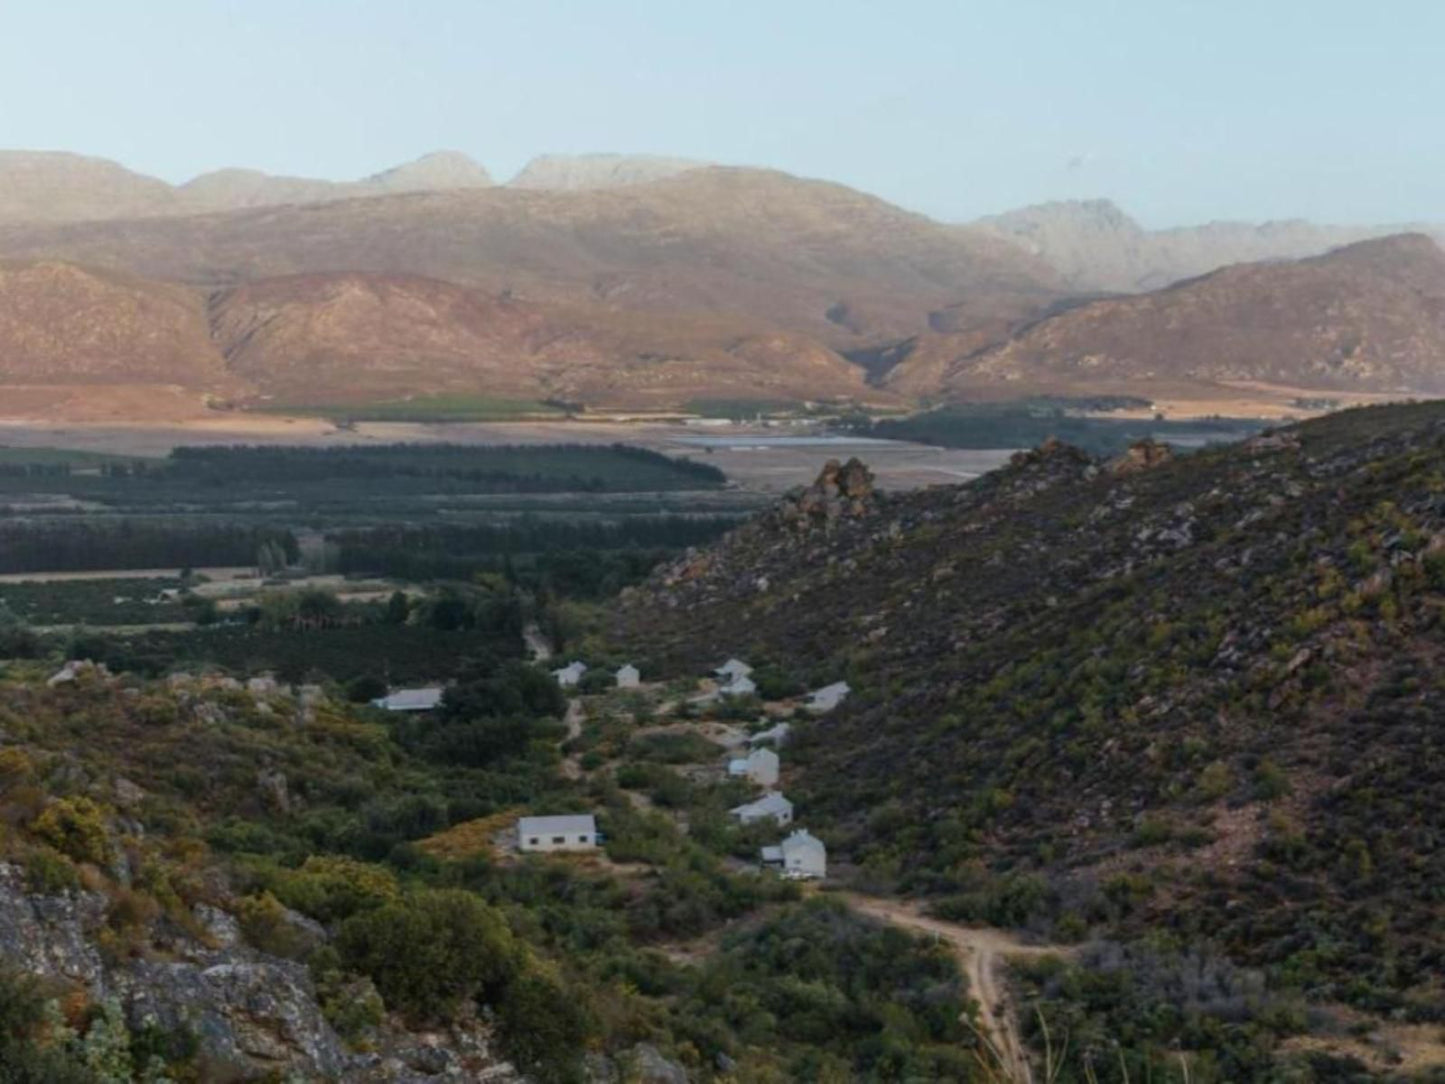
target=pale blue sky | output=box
[1,0,1441,227]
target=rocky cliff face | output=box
[0,863,522,1081]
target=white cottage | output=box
[715,659,753,683]
[727,747,780,787]
[517,814,598,853]
[730,791,794,826]
[615,664,641,689]
[719,675,757,698]
[805,681,850,713]
[762,829,827,880]
[371,687,445,712]
[749,722,791,748]
[552,661,587,688]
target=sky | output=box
[0,0,1441,228]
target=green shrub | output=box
[273,855,400,923]
[336,889,519,1023]
[32,798,111,867]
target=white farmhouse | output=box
[551,661,587,688]
[370,687,445,712]
[749,722,791,748]
[517,814,598,853]
[720,675,757,698]
[615,664,641,689]
[761,829,827,880]
[727,747,780,787]
[715,658,753,683]
[805,681,850,713]
[730,791,794,826]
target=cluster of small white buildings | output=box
[511,656,849,878]
[713,659,841,880]
[551,661,642,689]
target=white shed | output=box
[730,791,794,826]
[805,681,851,713]
[615,664,641,689]
[763,829,826,880]
[552,661,587,688]
[727,747,780,787]
[749,722,791,748]
[371,687,445,712]
[518,814,598,853]
[720,675,757,698]
[715,658,753,682]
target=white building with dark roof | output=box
[517,814,598,853]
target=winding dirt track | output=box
[840,893,1072,1083]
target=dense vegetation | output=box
[850,400,1260,456]
[616,400,1445,1079]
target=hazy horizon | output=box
[4,0,1443,229]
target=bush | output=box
[336,889,519,1022]
[498,965,595,1083]
[33,797,111,867]
[273,855,400,923]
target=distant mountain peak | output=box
[509,153,711,190]
[366,151,494,191]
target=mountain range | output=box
[1,147,1443,415]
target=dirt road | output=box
[559,699,584,780]
[841,893,1071,1083]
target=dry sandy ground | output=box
[0,416,1016,493]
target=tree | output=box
[336,890,519,1023]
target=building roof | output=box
[371,687,445,711]
[808,681,850,701]
[781,829,825,855]
[518,814,597,836]
[731,792,793,817]
[716,658,752,678]
[761,845,783,862]
[750,723,791,746]
[552,661,587,678]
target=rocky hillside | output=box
[0,261,234,389]
[616,399,1445,1033]
[0,260,873,412]
[972,197,1431,292]
[889,233,1445,397]
[209,271,871,406]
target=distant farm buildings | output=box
[805,681,850,713]
[749,722,791,748]
[715,658,753,683]
[371,687,445,712]
[517,814,598,853]
[552,661,587,687]
[728,747,780,787]
[615,664,641,689]
[731,791,794,826]
[761,829,827,879]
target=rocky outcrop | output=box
[0,863,523,1081]
[1108,438,1174,475]
[778,458,877,530]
